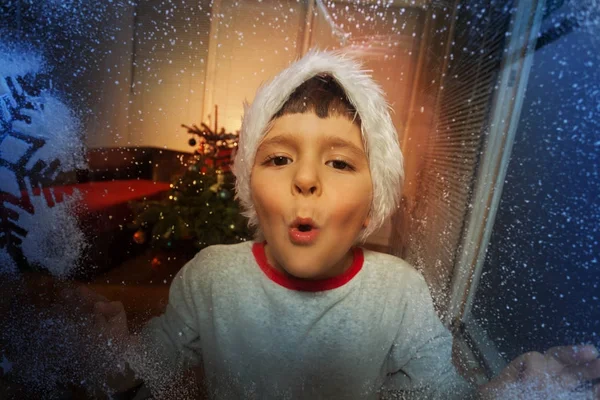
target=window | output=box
[1,0,598,397]
[395,0,599,383]
[394,0,518,313]
[466,0,600,375]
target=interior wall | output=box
[202,0,308,133]
[84,3,136,149]
[127,0,212,153]
[309,3,424,248]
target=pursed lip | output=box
[290,217,319,229]
[289,217,320,245]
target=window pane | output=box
[0,1,429,397]
[470,1,600,363]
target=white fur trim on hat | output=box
[233,49,404,243]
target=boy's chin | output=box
[265,241,349,280]
[275,258,331,280]
[281,267,331,281]
[280,257,346,281]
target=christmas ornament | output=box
[218,189,231,200]
[133,230,146,244]
[209,172,225,193]
[188,137,197,147]
[151,256,162,270]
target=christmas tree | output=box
[130,108,250,250]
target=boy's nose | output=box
[294,182,319,195]
[293,165,321,196]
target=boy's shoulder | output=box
[197,240,253,258]
[178,241,256,282]
[361,247,427,287]
[187,241,254,270]
[362,247,416,271]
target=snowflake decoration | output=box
[0,48,87,277]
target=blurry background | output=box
[0,0,599,398]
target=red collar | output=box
[251,242,364,292]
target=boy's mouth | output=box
[298,225,312,232]
[290,217,318,231]
[289,217,320,245]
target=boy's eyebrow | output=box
[258,133,297,149]
[320,135,366,159]
[259,133,366,159]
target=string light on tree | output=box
[151,256,162,270]
[130,105,250,258]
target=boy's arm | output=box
[381,272,600,399]
[478,344,600,399]
[62,286,145,394]
[381,273,600,399]
[64,251,206,397]
[126,254,205,392]
[381,273,477,400]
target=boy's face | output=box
[251,112,372,280]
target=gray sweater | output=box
[136,241,476,399]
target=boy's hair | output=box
[233,50,404,244]
[271,74,362,127]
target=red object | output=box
[74,180,170,233]
[198,147,234,172]
[133,230,146,244]
[61,180,170,212]
[215,148,233,172]
[22,180,169,212]
[251,242,364,292]
[5,180,171,234]
[151,256,162,270]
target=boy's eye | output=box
[327,160,354,171]
[267,156,291,166]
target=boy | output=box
[90,50,600,399]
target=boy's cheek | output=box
[329,181,372,212]
[331,200,370,226]
[250,183,286,223]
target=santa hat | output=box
[233,49,404,243]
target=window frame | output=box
[446,0,546,377]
